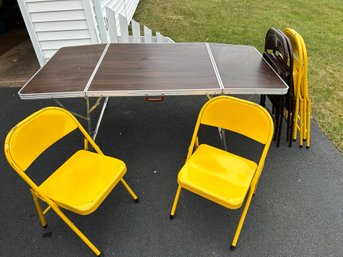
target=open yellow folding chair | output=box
[4,107,139,256]
[169,96,274,250]
[284,28,311,148]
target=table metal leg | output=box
[53,99,88,121]
[206,94,228,151]
[85,97,92,137]
[219,128,228,151]
[93,97,109,140]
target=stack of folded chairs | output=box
[260,27,311,148]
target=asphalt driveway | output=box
[0,88,342,257]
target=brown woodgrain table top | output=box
[19,43,288,99]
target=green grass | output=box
[134,0,343,152]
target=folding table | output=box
[19,43,288,139]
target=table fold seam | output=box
[83,43,110,94]
[205,43,224,93]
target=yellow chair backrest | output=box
[199,96,274,145]
[4,107,79,172]
[298,32,308,98]
[283,28,307,98]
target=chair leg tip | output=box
[299,145,303,148]
[42,225,48,228]
[169,214,174,220]
[306,146,310,149]
[134,198,139,203]
[231,245,236,251]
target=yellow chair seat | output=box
[178,144,257,209]
[39,150,126,215]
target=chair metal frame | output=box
[4,107,139,256]
[170,96,274,250]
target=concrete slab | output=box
[0,38,39,87]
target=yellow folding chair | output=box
[170,96,274,249]
[4,107,139,256]
[284,28,311,148]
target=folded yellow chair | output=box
[170,96,274,250]
[4,107,139,256]
[284,28,311,148]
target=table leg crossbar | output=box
[54,96,109,141]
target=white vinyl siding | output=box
[18,0,99,66]
[18,0,140,66]
[30,10,88,22]
[33,20,90,32]
[26,0,84,12]
[36,30,91,41]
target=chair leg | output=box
[285,105,291,142]
[84,138,89,151]
[276,104,283,147]
[170,185,182,219]
[299,99,304,147]
[120,179,139,202]
[286,112,291,142]
[231,188,254,249]
[306,99,311,148]
[50,204,101,256]
[31,190,47,228]
[287,113,292,147]
[273,113,279,142]
[195,137,199,149]
[302,98,307,141]
[260,95,266,107]
[292,97,300,141]
[287,98,295,147]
